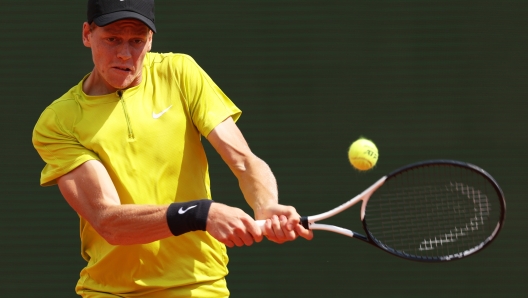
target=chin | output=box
[105,70,141,91]
[110,78,138,91]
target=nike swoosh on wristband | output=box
[178,205,197,214]
[152,105,173,119]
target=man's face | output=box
[82,19,153,93]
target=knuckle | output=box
[233,226,245,235]
[283,205,296,213]
[239,215,254,225]
[233,207,245,214]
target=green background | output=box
[1,0,526,297]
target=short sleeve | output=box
[173,55,242,137]
[32,107,99,186]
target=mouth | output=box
[113,66,133,72]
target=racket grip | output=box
[255,219,267,235]
[255,217,309,229]
[255,219,266,228]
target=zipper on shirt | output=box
[118,90,135,142]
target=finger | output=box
[235,220,260,246]
[223,239,235,248]
[235,229,255,246]
[279,215,297,241]
[233,238,245,247]
[285,212,300,231]
[270,215,285,243]
[295,224,314,240]
[272,215,285,238]
[263,218,280,243]
[229,234,245,247]
[263,219,276,238]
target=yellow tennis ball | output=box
[348,138,379,171]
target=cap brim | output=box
[94,11,156,33]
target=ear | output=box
[146,31,153,52]
[82,22,92,48]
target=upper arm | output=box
[57,160,120,230]
[33,105,100,186]
[206,117,254,174]
[172,55,241,137]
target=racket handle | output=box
[255,219,266,228]
[255,219,267,235]
[255,217,309,229]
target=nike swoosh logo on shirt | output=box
[178,205,197,214]
[152,105,173,119]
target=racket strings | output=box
[365,165,501,260]
[418,183,491,249]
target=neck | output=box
[82,70,114,96]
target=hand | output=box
[206,202,263,248]
[255,204,313,244]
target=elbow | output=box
[230,153,260,176]
[100,231,121,246]
[94,223,119,245]
[92,213,125,245]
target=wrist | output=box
[166,199,213,236]
[254,207,274,221]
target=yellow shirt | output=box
[32,53,241,297]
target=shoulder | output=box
[35,86,82,133]
[144,52,202,73]
[145,52,197,64]
[143,53,209,90]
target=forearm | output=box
[57,160,174,246]
[206,118,312,242]
[206,118,279,217]
[234,154,278,218]
[95,204,172,245]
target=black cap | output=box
[87,0,156,33]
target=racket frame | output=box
[257,160,506,262]
[361,160,506,261]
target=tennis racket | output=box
[257,160,506,262]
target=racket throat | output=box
[301,214,369,241]
[300,216,309,230]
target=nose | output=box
[116,43,132,60]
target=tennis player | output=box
[32,0,312,297]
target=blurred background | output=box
[1,0,526,297]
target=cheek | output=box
[91,46,112,68]
[147,40,152,52]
